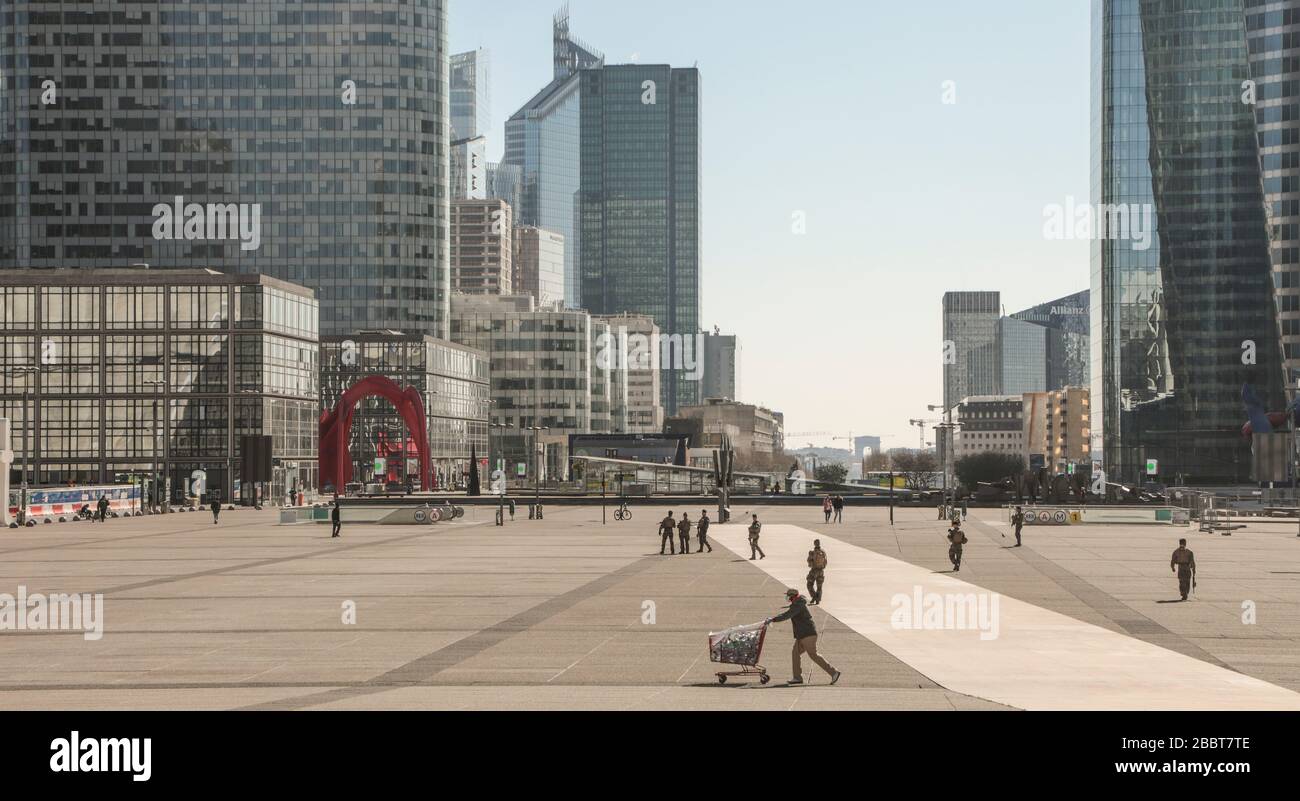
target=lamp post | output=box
[928,404,958,506]
[526,426,549,511]
[144,378,166,513]
[11,367,39,526]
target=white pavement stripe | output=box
[713,523,1300,711]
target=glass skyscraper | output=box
[0,1,451,339]
[579,65,702,415]
[1092,0,1290,484]
[450,48,490,141]
[942,291,1002,410]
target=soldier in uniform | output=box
[806,540,828,605]
[677,512,692,555]
[748,514,766,560]
[697,510,713,553]
[1011,506,1025,547]
[659,511,677,555]
[947,520,968,572]
[1171,539,1197,601]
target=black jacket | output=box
[771,597,817,640]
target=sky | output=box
[450,0,1093,452]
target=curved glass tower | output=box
[1092,0,1289,484]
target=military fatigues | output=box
[678,518,692,555]
[697,516,713,553]
[806,548,827,604]
[947,526,967,572]
[1171,546,1196,600]
[659,516,677,555]
[748,521,766,560]
[1012,511,1024,547]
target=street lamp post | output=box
[12,367,39,526]
[145,378,166,513]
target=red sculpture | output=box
[320,376,431,494]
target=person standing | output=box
[331,499,342,539]
[766,588,841,686]
[1011,506,1025,547]
[210,498,221,525]
[97,495,110,523]
[659,511,677,556]
[678,512,692,555]
[748,514,766,560]
[947,521,968,572]
[961,499,969,521]
[697,510,713,553]
[822,495,833,523]
[937,500,947,520]
[1171,539,1197,601]
[806,540,828,605]
[832,495,845,524]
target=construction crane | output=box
[908,419,940,451]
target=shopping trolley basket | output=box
[708,621,771,685]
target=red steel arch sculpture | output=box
[320,376,431,494]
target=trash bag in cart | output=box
[708,621,769,667]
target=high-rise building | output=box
[702,330,742,401]
[449,294,593,479]
[1023,387,1092,474]
[1246,3,1300,384]
[451,137,489,201]
[594,313,664,433]
[1010,290,1091,392]
[0,1,452,339]
[513,227,566,308]
[942,292,1002,410]
[503,7,603,309]
[1092,0,1290,483]
[579,64,702,415]
[486,162,524,217]
[450,199,512,296]
[450,48,491,141]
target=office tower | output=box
[950,396,1025,461]
[1246,3,1300,383]
[579,65,702,415]
[702,330,742,401]
[451,137,489,201]
[1010,290,1091,392]
[450,200,513,295]
[449,294,593,479]
[0,269,319,503]
[1023,388,1092,474]
[513,227,566,308]
[594,313,665,433]
[503,6,604,309]
[1092,0,1288,483]
[590,318,629,434]
[450,48,491,141]
[487,162,524,216]
[942,292,1002,410]
[999,317,1049,396]
[0,1,451,340]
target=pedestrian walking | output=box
[659,511,677,555]
[210,498,221,525]
[937,501,946,520]
[507,498,516,521]
[678,512,692,555]
[1011,506,1025,547]
[331,499,342,538]
[832,495,845,524]
[806,540,827,605]
[961,499,969,521]
[947,520,967,572]
[748,514,766,560]
[1171,539,1197,601]
[97,495,109,523]
[822,495,833,523]
[697,510,713,553]
[766,588,841,686]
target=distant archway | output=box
[320,376,430,494]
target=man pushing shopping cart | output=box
[708,589,842,686]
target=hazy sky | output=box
[450,0,1092,451]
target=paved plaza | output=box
[2,501,1299,710]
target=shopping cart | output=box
[708,621,771,685]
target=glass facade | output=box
[450,48,490,141]
[1092,0,1287,484]
[320,335,490,490]
[0,1,450,339]
[0,271,319,503]
[579,65,702,415]
[999,318,1048,396]
[942,291,1002,409]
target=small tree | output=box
[955,451,1025,491]
[814,463,848,486]
[892,449,940,491]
